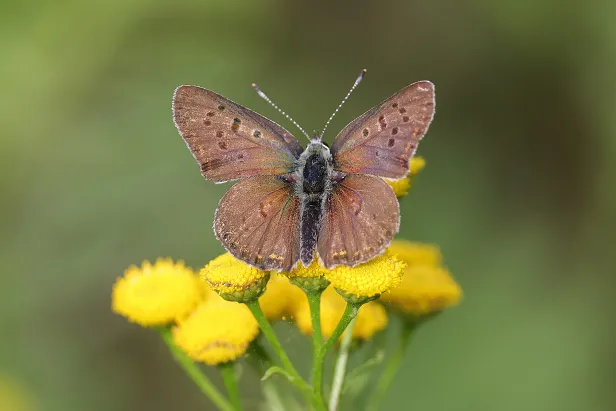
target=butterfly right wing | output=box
[173,85,303,182]
[317,174,400,268]
[330,81,435,179]
[214,175,301,271]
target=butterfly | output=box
[172,71,435,272]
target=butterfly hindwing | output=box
[330,81,435,179]
[317,174,400,268]
[214,175,301,271]
[173,86,303,182]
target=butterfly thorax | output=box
[296,142,333,197]
[296,142,334,266]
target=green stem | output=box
[365,321,416,411]
[312,303,360,404]
[219,362,242,411]
[245,300,325,410]
[157,327,235,411]
[307,290,324,381]
[328,317,356,411]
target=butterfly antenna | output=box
[319,68,367,140]
[252,83,311,141]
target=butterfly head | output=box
[305,139,330,155]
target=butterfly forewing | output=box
[215,176,301,271]
[173,86,303,182]
[331,81,435,179]
[317,174,400,268]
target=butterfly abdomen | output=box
[300,199,322,266]
[298,142,333,266]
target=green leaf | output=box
[261,366,294,382]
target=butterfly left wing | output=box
[330,81,435,179]
[317,174,399,268]
[215,175,301,271]
[173,85,303,182]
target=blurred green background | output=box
[1,0,615,410]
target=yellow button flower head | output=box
[388,240,442,268]
[112,258,203,327]
[386,176,412,198]
[409,156,426,175]
[293,287,388,340]
[283,258,330,293]
[325,252,405,304]
[382,265,462,317]
[173,299,259,366]
[258,273,303,321]
[386,156,426,198]
[201,253,270,303]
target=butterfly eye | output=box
[321,141,330,148]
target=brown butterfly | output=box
[172,71,435,271]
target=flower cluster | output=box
[111,258,260,365]
[199,251,403,340]
[110,156,463,411]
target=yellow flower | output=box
[388,240,442,267]
[283,258,330,293]
[381,265,462,316]
[173,299,259,366]
[386,156,426,197]
[409,156,426,175]
[387,177,412,198]
[112,258,203,327]
[258,273,303,321]
[325,252,405,304]
[201,253,269,303]
[293,287,388,340]
[0,375,36,411]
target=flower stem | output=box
[157,327,235,411]
[245,300,325,410]
[219,362,243,411]
[307,290,324,378]
[312,303,359,404]
[365,321,416,411]
[328,316,356,411]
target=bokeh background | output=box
[1,0,615,410]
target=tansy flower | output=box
[409,156,426,175]
[258,273,303,321]
[325,252,405,304]
[112,258,203,327]
[381,265,462,317]
[293,287,388,340]
[283,258,330,293]
[201,253,269,303]
[173,299,259,366]
[388,240,442,268]
[386,156,426,197]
